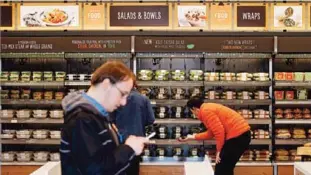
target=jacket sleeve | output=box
[194,130,214,140]
[72,118,136,175]
[144,98,155,126]
[201,110,225,152]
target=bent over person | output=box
[60,61,148,175]
[179,96,251,175]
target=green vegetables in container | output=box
[305,73,311,81]
[294,72,304,81]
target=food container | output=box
[305,73,311,81]
[9,71,20,81]
[21,71,31,81]
[156,148,166,157]
[155,70,169,81]
[139,70,153,76]
[1,152,15,162]
[171,70,185,81]
[303,108,311,114]
[1,133,15,139]
[294,72,304,81]
[173,147,183,157]
[50,152,60,161]
[44,91,54,100]
[284,113,294,119]
[21,89,31,99]
[16,130,32,139]
[33,130,49,139]
[297,89,308,100]
[50,110,64,119]
[274,91,285,100]
[44,71,53,81]
[236,73,253,81]
[237,91,253,100]
[285,72,294,81]
[255,91,269,100]
[1,71,9,81]
[189,88,201,97]
[3,129,16,134]
[49,130,61,139]
[33,151,49,162]
[205,91,220,100]
[33,91,43,100]
[1,90,9,99]
[137,88,152,98]
[32,71,43,82]
[0,110,15,118]
[138,74,153,81]
[275,72,286,81]
[55,92,64,100]
[220,72,236,81]
[304,114,311,119]
[33,110,48,119]
[17,151,32,162]
[16,110,31,119]
[66,74,79,81]
[10,89,20,99]
[55,72,66,82]
[285,91,295,100]
[189,70,203,81]
[221,91,236,100]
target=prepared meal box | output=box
[10,89,20,99]
[171,70,185,81]
[275,72,286,80]
[204,72,219,81]
[33,130,49,139]
[254,91,269,100]
[21,71,31,81]
[285,90,295,100]
[33,91,43,100]
[49,110,64,119]
[55,92,64,100]
[294,72,304,81]
[220,72,236,81]
[189,70,203,81]
[32,71,43,81]
[50,152,60,161]
[155,70,169,81]
[297,89,308,100]
[1,152,16,162]
[44,71,53,81]
[0,71,9,81]
[285,72,294,81]
[0,110,15,119]
[16,151,32,162]
[138,70,153,81]
[66,74,79,81]
[138,87,152,98]
[305,72,311,81]
[236,73,253,81]
[205,91,220,99]
[16,110,31,119]
[33,151,49,162]
[16,130,32,139]
[21,89,31,99]
[33,110,48,119]
[189,88,202,97]
[221,91,236,100]
[44,91,54,100]
[55,71,66,81]
[274,91,285,100]
[9,71,20,81]
[237,91,253,100]
[1,90,9,99]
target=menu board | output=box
[17,3,82,30]
[210,3,232,30]
[174,3,208,30]
[83,3,105,30]
[107,3,172,30]
[135,36,273,53]
[1,37,131,53]
[0,3,15,30]
[234,3,268,31]
[271,3,305,31]
[278,37,311,53]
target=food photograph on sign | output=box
[20,5,79,27]
[274,5,302,28]
[177,5,207,27]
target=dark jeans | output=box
[126,156,141,175]
[215,131,251,175]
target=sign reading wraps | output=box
[1,37,131,53]
[109,5,169,27]
[135,37,274,53]
[237,6,266,27]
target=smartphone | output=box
[146,132,156,139]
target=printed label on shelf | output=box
[10,119,17,123]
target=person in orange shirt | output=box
[179,96,251,175]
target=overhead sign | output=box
[0,3,15,30]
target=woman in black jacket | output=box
[60,61,148,175]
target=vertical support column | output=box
[131,36,137,75]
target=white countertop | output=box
[295,162,311,175]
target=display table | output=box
[294,162,311,175]
[184,158,214,175]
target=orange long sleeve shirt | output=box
[194,103,250,152]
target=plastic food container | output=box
[49,110,64,119]
[55,72,66,81]
[44,91,54,100]
[49,152,60,161]
[33,151,49,162]
[1,152,16,162]
[21,71,31,81]
[17,151,32,162]
[1,71,9,81]
[33,130,49,139]
[1,90,9,99]
[275,72,286,81]
[294,72,304,81]
[16,110,31,119]
[32,71,43,82]
[44,71,54,81]
[0,110,15,119]
[55,92,65,100]
[49,130,61,139]
[21,89,31,99]
[33,110,48,119]
[33,91,43,100]
[16,130,32,139]
[9,71,20,81]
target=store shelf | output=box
[1,99,62,105]
[275,54,311,59]
[204,99,271,105]
[247,119,271,125]
[275,100,311,105]
[275,139,311,145]
[204,53,271,59]
[0,118,63,124]
[155,119,200,124]
[137,81,203,87]
[65,81,90,86]
[1,139,60,145]
[1,162,47,166]
[250,139,271,145]
[204,81,271,87]
[65,52,132,59]
[136,52,203,58]
[148,139,203,145]
[1,52,64,58]
[275,81,311,87]
[275,119,311,124]
[1,81,64,87]
[151,100,188,106]
[275,162,295,166]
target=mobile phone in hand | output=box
[146,132,156,139]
